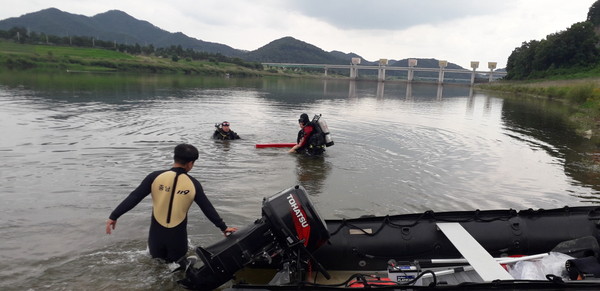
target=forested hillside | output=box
[0,8,243,56]
[244,37,358,65]
[506,1,600,80]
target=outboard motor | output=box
[179,185,330,290]
[312,114,334,147]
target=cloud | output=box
[287,0,518,30]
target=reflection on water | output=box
[1,72,600,290]
[334,79,476,102]
[294,155,332,196]
[376,82,384,99]
[501,97,600,196]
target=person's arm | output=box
[106,172,157,234]
[223,226,238,236]
[298,126,313,148]
[289,126,313,153]
[106,219,117,234]
[288,145,299,153]
[192,180,229,232]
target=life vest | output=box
[297,123,325,155]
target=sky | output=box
[0,0,597,69]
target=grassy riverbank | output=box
[478,77,600,142]
[0,40,268,77]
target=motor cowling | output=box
[179,185,329,290]
[262,185,329,252]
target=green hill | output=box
[0,8,243,56]
[243,37,350,64]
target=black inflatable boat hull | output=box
[180,186,600,290]
[313,206,600,271]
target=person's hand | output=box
[288,146,297,153]
[223,227,238,237]
[106,219,117,234]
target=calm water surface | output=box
[1,73,599,290]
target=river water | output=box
[1,73,599,290]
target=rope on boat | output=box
[329,209,519,237]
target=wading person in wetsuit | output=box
[212,121,240,140]
[105,143,237,263]
[289,113,325,155]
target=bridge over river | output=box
[264,58,506,85]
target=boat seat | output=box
[437,222,513,281]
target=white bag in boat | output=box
[507,252,573,280]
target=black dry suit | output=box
[212,128,240,140]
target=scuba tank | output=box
[311,114,334,147]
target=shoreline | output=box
[477,78,600,144]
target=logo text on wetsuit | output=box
[287,194,308,228]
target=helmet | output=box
[298,113,309,125]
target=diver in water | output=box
[105,144,238,264]
[212,121,240,140]
[289,113,325,156]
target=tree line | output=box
[506,1,600,80]
[0,26,262,70]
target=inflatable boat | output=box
[179,186,600,290]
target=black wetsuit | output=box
[109,167,227,262]
[212,129,240,140]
